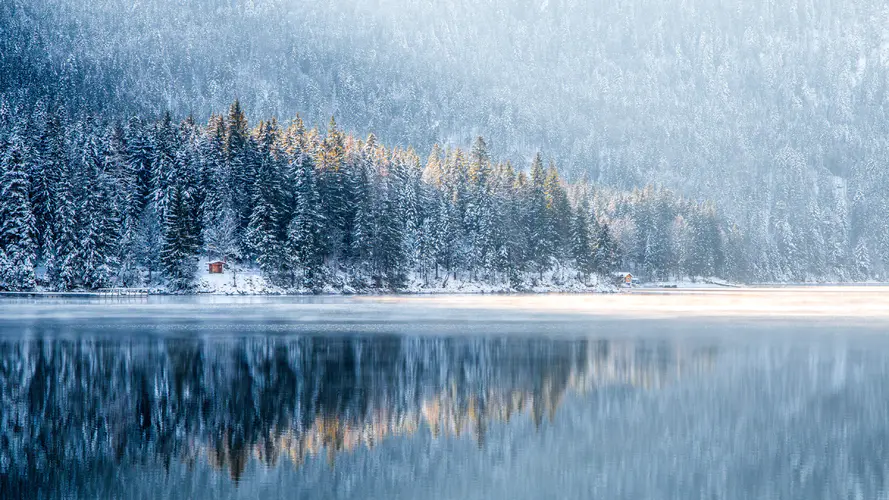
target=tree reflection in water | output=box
[0,334,716,498]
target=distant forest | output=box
[0,101,727,291]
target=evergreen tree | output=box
[74,136,122,289]
[432,192,457,281]
[152,112,177,220]
[45,156,78,290]
[0,139,37,290]
[225,99,254,241]
[161,184,197,290]
[570,198,595,280]
[528,153,550,278]
[246,121,284,280]
[30,113,66,262]
[286,152,325,291]
[132,201,163,284]
[854,238,871,281]
[316,116,348,261]
[347,134,377,273]
[375,185,407,290]
[593,222,619,275]
[124,117,155,218]
[422,144,444,187]
[544,162,571,261]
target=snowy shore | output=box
[4,263,617,297]
[191,264,616,295]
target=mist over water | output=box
[2,293,889,499]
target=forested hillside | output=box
[1,0,888,285]
[0,101,729,291]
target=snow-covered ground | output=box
[192,258,616,295]
[640,277,743,289]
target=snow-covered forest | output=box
[0,101,726,291]
[1,0,888,289]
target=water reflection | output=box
[0,334,715,498]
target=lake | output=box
[2,289,889,499]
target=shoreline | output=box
[0,286,616,298]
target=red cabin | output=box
[208,261,225,274]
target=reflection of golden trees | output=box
[207,434,250,482]
[198,341,716,480]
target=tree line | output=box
[0,100,728,292]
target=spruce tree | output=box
[31,113,66,262]
[0,139,37,290]
[375,188,407,290]
[544,162,570,259]
[528,153,550,278]
[286,152,325,291]
[317,116,348,261]
[348,136,378,277]
[225,99,254,241]
[75,136,121,289]
[124,117,155,218]
[593,222,619,276]
[570,198,595,280]
[45,157,78,290]
[246,121,284,281]
[151,112,177,220]
[161,184,197,290]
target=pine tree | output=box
[225,99,254,242]
[316,116,348,262]
[463,137,496,278]
[30,113,66,262]
[854,238,871,280]
[375,184,407,290]
[45,156,78,290]
[570,198,595,280]
[176,119,205,253]
[528,153,550,278]
[398,150,425,274]
[544,162,571,260]
[432,192,458,281]
[246,120,284,281]
[287,153,325,291]
[281,116,308,223]
[124,117,155,218]
[198,114,227,222]
[74,136,121,289]
[0,139,37,290]
[593,221,619,276]
[152,112,177,220]
[348,136,378,277]
[161,184,197,290]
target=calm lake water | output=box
[2,290,889,499]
